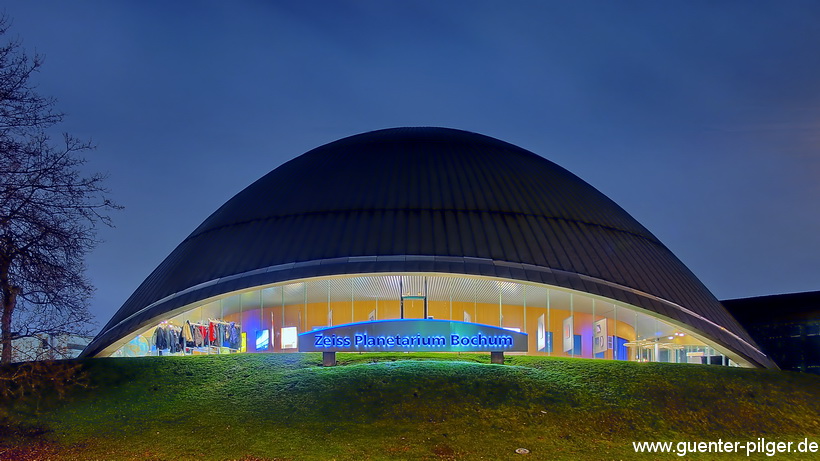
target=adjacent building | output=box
[723,291,819,374]
[11,333,92,363]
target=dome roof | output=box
[84,127,772,367]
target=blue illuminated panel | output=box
[255,329,270,350]
[298,319,528,352]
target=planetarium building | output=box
[81,127,774,369]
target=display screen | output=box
[281,327,298,349]
[255,330,269,350]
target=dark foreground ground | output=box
[1,353,818,460]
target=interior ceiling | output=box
[254,275,600,311]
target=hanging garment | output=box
[178,326,186,351]
[183,321,194,345]
[169,327,179,353]
[152,326,160,350]
[165,326,172,351]
[219,323,228,347]
[193,324,204,347]
[153,325,168,350]
[229,322,241,349]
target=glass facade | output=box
[109,273,742,367]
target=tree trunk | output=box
[1,260,18,364]
[1,291,15,364]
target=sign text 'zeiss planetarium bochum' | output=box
[299,319,528,353]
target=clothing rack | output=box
[152,319,242,355]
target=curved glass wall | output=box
[108,274,745,367]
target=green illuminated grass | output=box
[1,353,818,460]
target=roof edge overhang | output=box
[81,256,776,369]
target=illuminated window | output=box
[256,330,269,350]
[281,327,298,349]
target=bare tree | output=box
[0,16,119,363]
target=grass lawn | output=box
[1,353,819,460]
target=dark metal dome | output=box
[83,127,773,367]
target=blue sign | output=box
[298,319,528,352]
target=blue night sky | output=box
[4,1,819,333]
